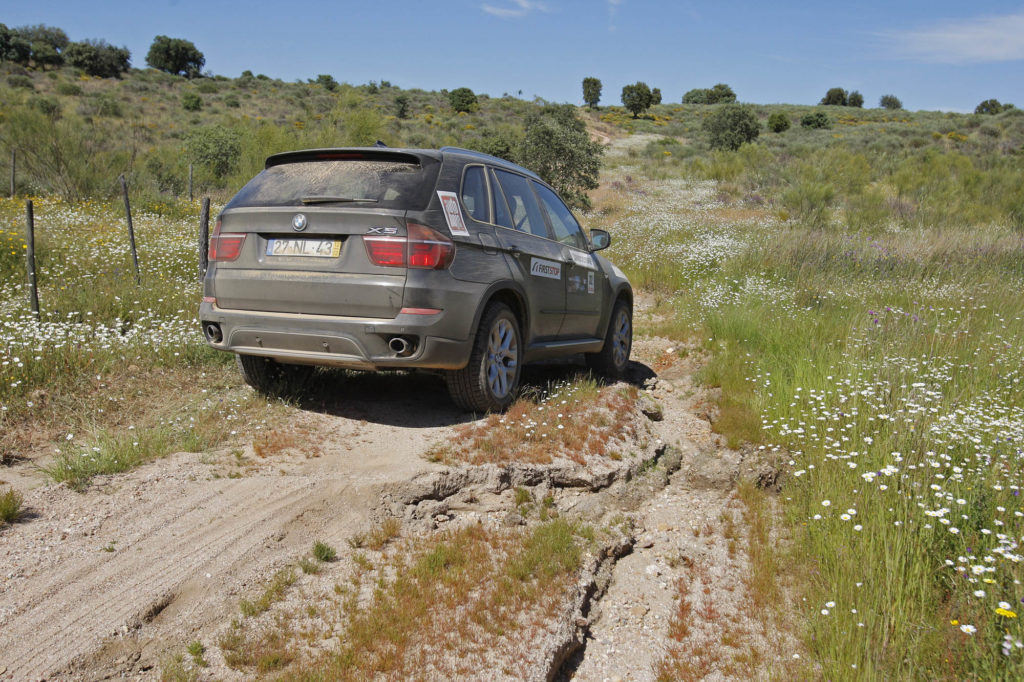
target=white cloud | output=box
[608,0,624,31]
[881,11,1024,63]
[481,0,549,19]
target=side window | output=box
[461,166,488,223]
[533,182,586,249]
[489,169,515,230]
[493,169,549,239]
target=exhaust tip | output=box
[388,336,413,356]
[203,322,223,344]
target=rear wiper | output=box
[300,196,379,205]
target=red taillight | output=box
[209,218,246,262]
[363,223,455,269]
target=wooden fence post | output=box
[10,150,15,198]
[119,174,141,285]
[25,200,40,320]
[188,163,194,203]
[199,197,210,281]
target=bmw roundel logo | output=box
[292,214,307,231]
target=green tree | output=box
[64,40,131,78]
[314,74,338,91]
[0,24,32,65]
[975,99,1004,115]
[517,104,603,210]
[394,94,410,119]
[848,90,864,108]
[708,83,736,103]
[185,125,242,179]
[800,111,831,129]
[703,104,760,151]
[146,35,205,77]
[13,25,68,68]
[621,81,653,118]
[879,94,902,110]
[682,88,709,104]
[582,76,602,109]
[767,111,791,133]
[448,87,478,113]
[821,87,848,106]
[651,87,662,106]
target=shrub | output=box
[621,81,653,117]
[879,94,902,110]
[703,103,760,151]
[582,76,601,109]
[821,87,848,106]
[394,94,410,119]
[84,92,122,117]
[6,74,33,89]
[196,80,218,94]
[651,87,662,105]
[682,87,708,104]
[518,104,602,210]
[63,40,130,78]
[683,83,736,105]
[223,94,240,108]
[146,35,204,77]
[0,486,23,525]
[801,111,831,129]
[185,125,241,178]
[31,96,60,118]
[55,81,81,95]
[767,111,791,133]
[848,90,864,108]
[314,74,338,91]
[181,91,202,111]
[313,541,337,562]
[448,87,477,113]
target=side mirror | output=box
[589,229,611,251]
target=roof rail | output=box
[439,146,540,179]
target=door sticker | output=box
[588,271,595,294]
[437,191,470,236]
[568,248,596,269]
[530,257,562,280]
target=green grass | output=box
[0,486,23,525]
[312,540,337,562]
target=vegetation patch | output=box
[427,375,643,465]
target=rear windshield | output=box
[225,158,439,210]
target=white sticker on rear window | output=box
[568,248,596,270]
[437,191,470,236]
[530,257,562,280]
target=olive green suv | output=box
[199,147,632,412]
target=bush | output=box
[313,541,337,562]
[181,91,202,111]
[449,87,477,113]
[146,35,204,77]
[185,125,242,178]
[821,87,848,106]
[223,94,239,108]
[63,40,130,78]
[394,94,410,119]
[879,94,902,110]
[975,99,1005,115]
[315,74,338,91]
[517,104,602,210]
[801,111,831,129]
[196,80,218,94]
[0,486,23,525]
[55,81,81,95]
[848,90,864,108]
[83,92,122,117]
[31,96,60,118]
[683,83,736,105]
[6,74,33,89]
[767,111,791,133]
[704,104,760,151]
[682,87,708,104]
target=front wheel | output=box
[236,354,314,396]
[445,303,522,413]
[586,298,632,378]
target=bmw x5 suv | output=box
[199,146,632,412]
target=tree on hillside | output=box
[682,83,735,105]
[13,24,68,68]
[651,87,662,106]
[517,104,603,211]
[146,35,205,77]
[64,40,130,78]
[0,24,32,65]
[879,94,902,110]
[848,90,864,108]
[704,104,759,151]
[621,81,653,118]
[449,87,478,113]
[821,87,848,106]
[582,77,602,109]
[314,74,338,91]
[975,99,1005,115]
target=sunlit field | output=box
[588,128,1024,678]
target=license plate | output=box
[266,238,341,258]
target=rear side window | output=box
[533,182,586,249]
[225,158,438,210]
[461,166,488,222]
[493,169,549,239]
[489,169,515,230]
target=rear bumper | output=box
[199,302,474,370]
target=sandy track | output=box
[0,372,459,679]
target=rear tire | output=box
[236,354,314,396]
[445,303,522,413]
[586,298,632,378]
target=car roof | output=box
[264,146,540,180]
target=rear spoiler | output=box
[264,148,436,169]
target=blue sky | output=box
[4,1,1023,111]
